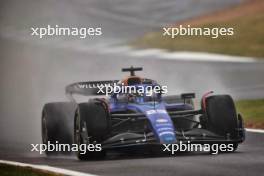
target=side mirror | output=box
[181,93,195,104]
[181,93,195,99]
[116,95,128,103]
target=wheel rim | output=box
[74,110,81,154]
[42,111,48,144]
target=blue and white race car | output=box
[41,66,245,160]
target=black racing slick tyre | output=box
[41,102,76,155]
[205,95,239,151]
[74,101,109,160]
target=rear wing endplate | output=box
[65,80,119,101]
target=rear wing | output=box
[65,80,119,101]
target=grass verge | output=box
[236,99,264,129]
[0,163,63,176]
[132,0,264,59]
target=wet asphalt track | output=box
[0,0,264,175]
[0,132,263,176]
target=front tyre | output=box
[74,101,109,160]
[204,95,240,152]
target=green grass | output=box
[236,99,264,128]
[0,164,62,176]
[132,12,264,59]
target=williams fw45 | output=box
[41,66,245,160]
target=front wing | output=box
[101,128,245,150]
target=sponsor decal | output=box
[146,109,167,115]
[156,118,169,123]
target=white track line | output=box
[127,48,257,62]
[157,52,257,63]
[99,46,133,54]
[127,48,166,57]
[97,45,259,63]
[246,128,264,133]
[0,160,98,176]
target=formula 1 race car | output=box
[41,66,245,160]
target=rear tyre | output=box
[41,102,76,155]
[205,95,239,151]
[74,101,109,160]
